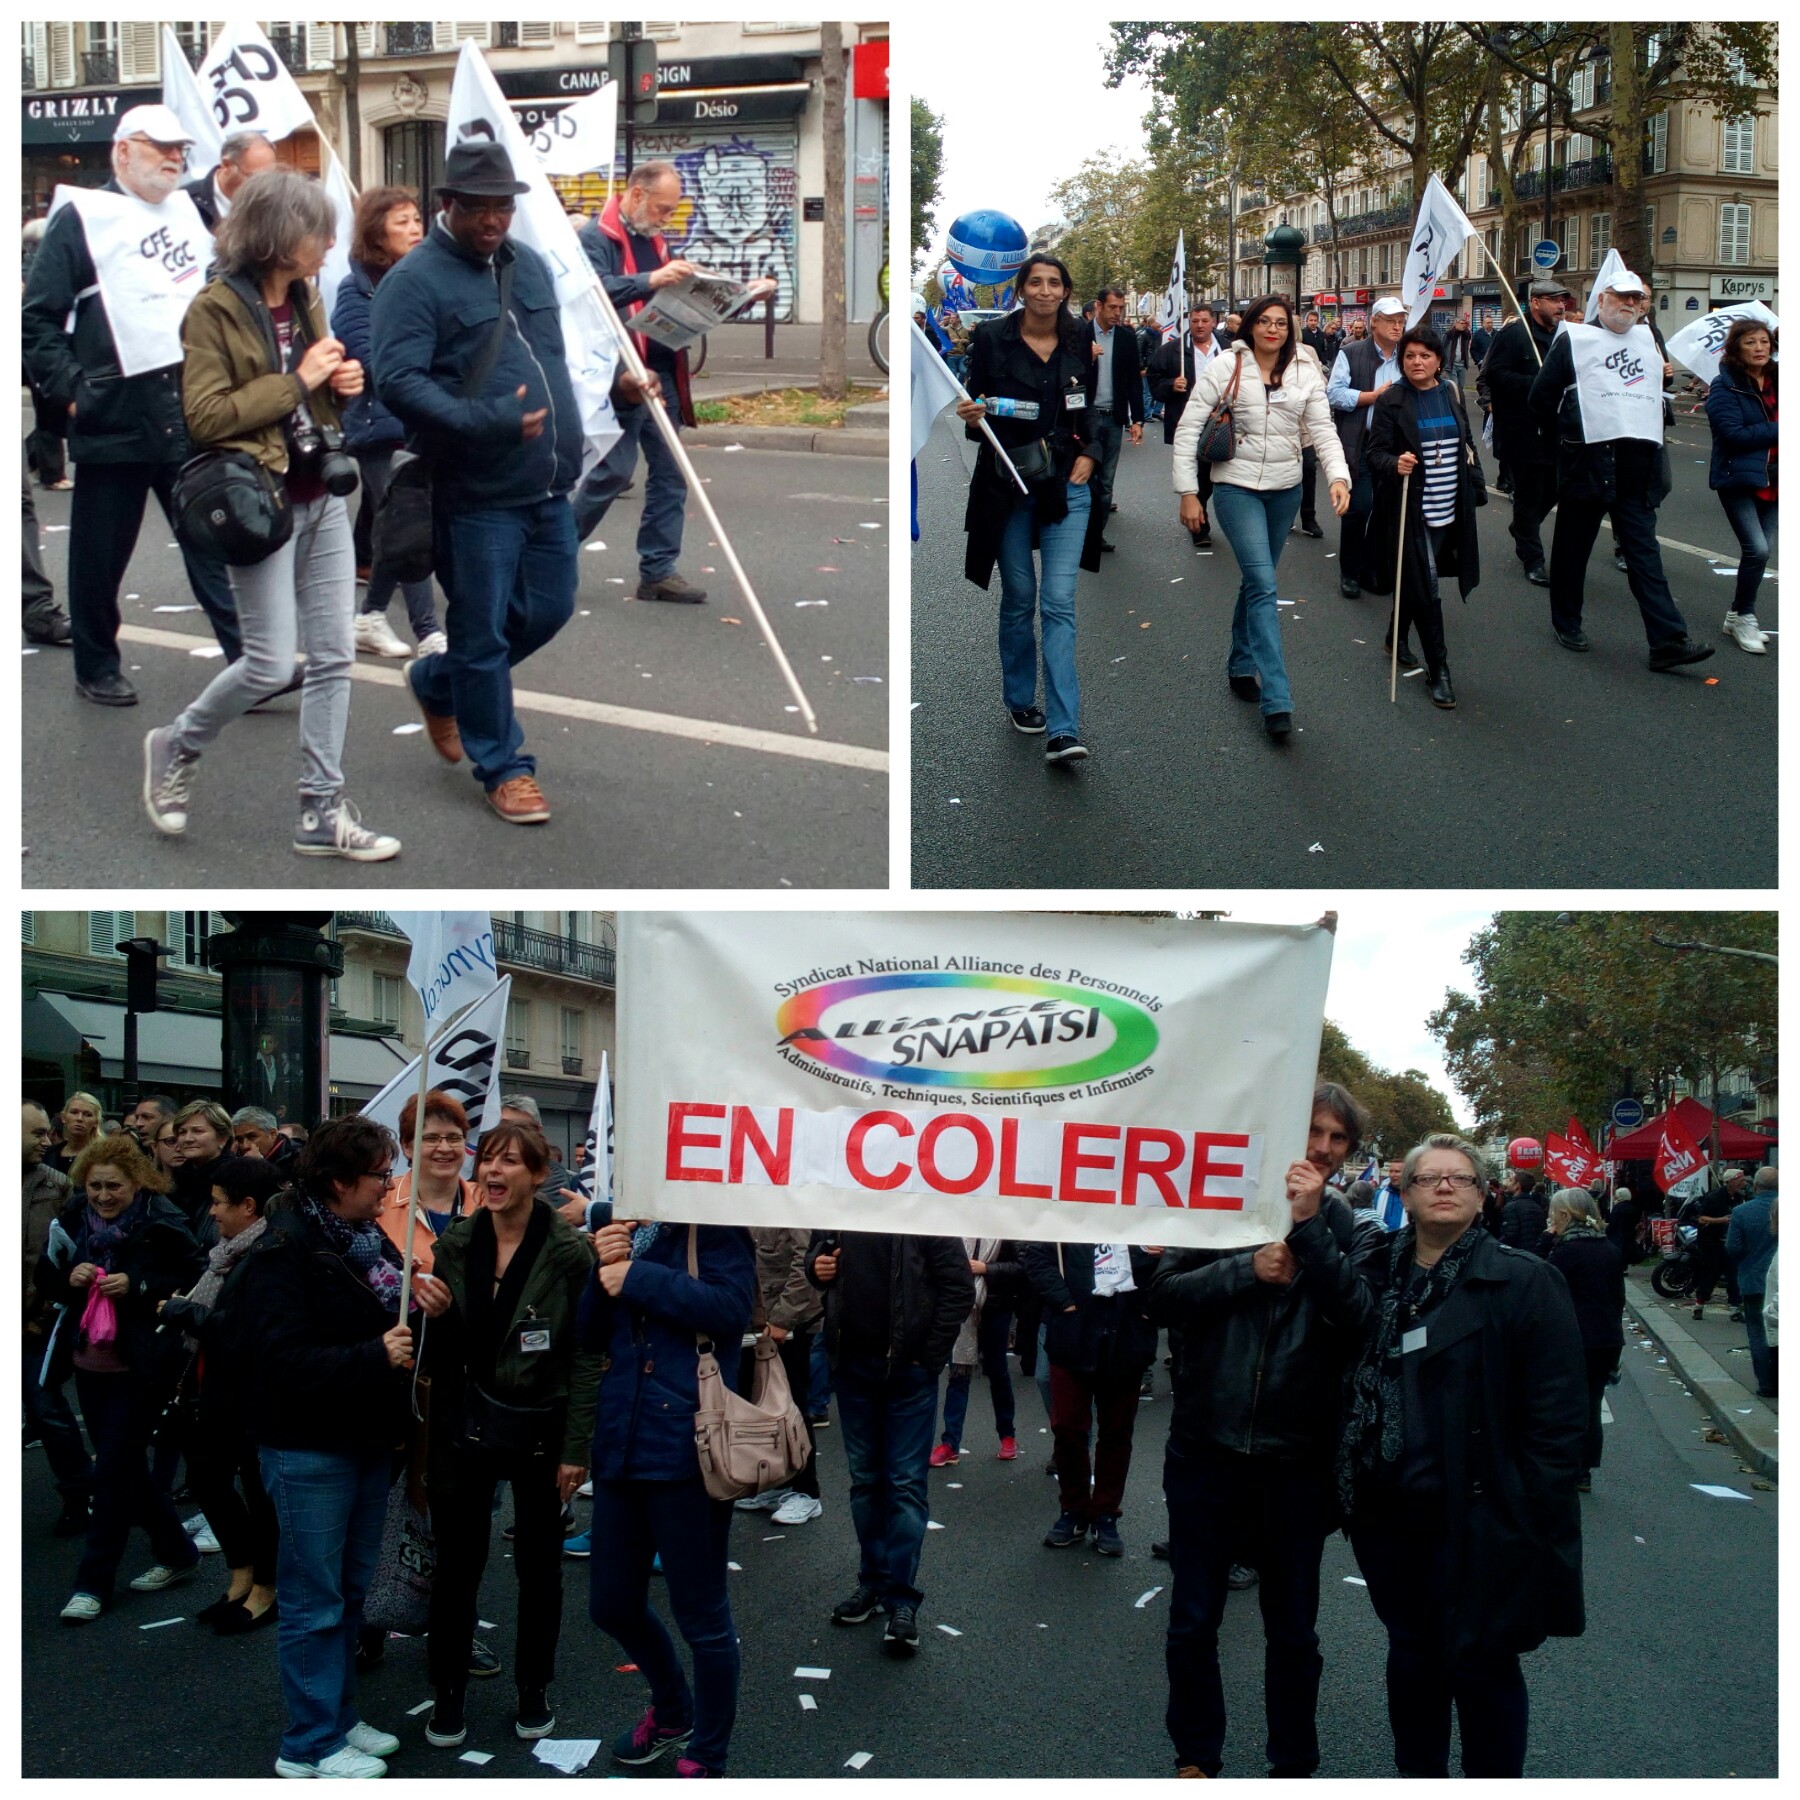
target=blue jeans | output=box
[1717,488,1777,617]
[1211,481,1305,716]
[259,1446,390,1765]
[588,1476,738,1772]
[940,1309,1016,1447]
[72,1370,197,1602]
[808,1332,833,1414]
[834,1356,939,1608]
[996,480,1091,738]
[23,1335,91,1500]
[571,401,688,580]
[415,495,578,790]
[1742,1290,1775,1395]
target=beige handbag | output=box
[687,1225,813,1501]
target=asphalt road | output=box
[910,385,1777,889]
[22,446,889,888]
[22,1312,1776,1780]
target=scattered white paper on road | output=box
[795,599,829,607]
[763,1533,786,1541]
[1690,1484,1752,1500]
[125,593,140,600]
[1134,1587,1164,1608]
[927,1521,945,1530]
[946,1482,963,1489]
[43,525,68,532]
[1343,1577,1368,1587]
[460,1751,494,1765]
[723,444,744,453]
[1737,1407,1755,1414]
[852,675,884,683]
[1634,1535,1646,1544]
[1402,666,1424,678]
[845,1751,873,1770]
[728,1562,744,1571]
[478,1619,496,1629]
[937,1624,962,1636]
[153,604,198,613]
[1600,1399,1614,1425]
[407,1700,434,1715]
[189,645,225,658]
[392,722,423,735]
[1308,843,1325,853]
[794,1666,831,1680]
[798,1693,817,1711]
[532,1739,600,1773]
[22,648,39,656]
[139,1617,183,1630]
[859,522,882,529]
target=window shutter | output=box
[120,22,160,81]
[454,22,492,44]
[28,23,47,86]
[1648,111,1667,174]
[165,912,185,963]
[307,23,336,68]
[433,22,456,48]
[520,21,556,45]
[574,21,609,44]
[643,20,680,38]
[1723,116,1753,175]
[88,911,133,958]
[1718,203,1750,266]
[22,912,36,946]
[48,21,75,86]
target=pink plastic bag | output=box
[80,1281,118,1346]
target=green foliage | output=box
[1427,912,1777,1138]
[1317,1020,1462,1160]
[910,97,945,265]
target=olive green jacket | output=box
[180,273,343,475]
[427,1203,603,1471]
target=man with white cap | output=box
[1528,269,1713,671]
[1325,295,1406,599]
[21,104,241,705]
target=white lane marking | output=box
[117,626,887,774]
[1485,495,1776,572]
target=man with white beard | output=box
[21,105,242,706]
[1527,271,1713,671]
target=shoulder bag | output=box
[1194,352,1244,463]
[372,258,515,584]
[688,1224,811,1501]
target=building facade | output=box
[21,20,889,323]
[22,909,616,1157]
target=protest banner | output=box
[616,913,1335,1249]
[389,910,499,1028]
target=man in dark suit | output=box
[181,129,276,232]
[1152,304,1228,545]
[1079,285,1143,552]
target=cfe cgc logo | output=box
[773,969,1160,1092]
[1602,343,1646,386]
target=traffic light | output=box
[609,32,659,126]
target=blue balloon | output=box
[946,209,1029,288]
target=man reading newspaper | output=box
[573,161,777,603]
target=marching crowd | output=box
[932,254,1776,764]
[22,109,774,851]
[24,1079,1780,1778]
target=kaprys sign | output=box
[617,912,1335,1248]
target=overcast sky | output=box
[915,30,1157,267]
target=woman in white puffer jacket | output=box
[1172,295,1351,741]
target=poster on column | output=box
[616,913,1335,1249]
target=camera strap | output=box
[460,258,516,400]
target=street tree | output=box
[1317,1019,1462,1159]
[911,97,945,270]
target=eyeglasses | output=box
[450,196,516,218]
[362,1165,394,1185]
[419,1132,466,1148]
[1409,1171,1480,1191]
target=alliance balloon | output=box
[945,209,1029,288]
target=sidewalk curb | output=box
[687,426,886,458]
[1622,1278,1778,1480]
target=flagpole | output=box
[910,319,1030,496]
[1389,472,1409,704]
[1471,237,1541,368]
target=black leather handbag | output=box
[1194,353,1244,463]
[170,448,294,566]
[462,1379,560,1459]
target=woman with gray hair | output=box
[1337,1133,1587,1777]
[143,167,400,863]
[1547,1189,1626,1492]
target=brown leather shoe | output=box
[408,679,462,763]
[486,775,551,824]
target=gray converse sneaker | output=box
[143,727,198,835]
[293,796,401,862]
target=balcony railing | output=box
[385,22,436,56]
[268,30,308,73]
[80,49,118,85]
[493,919,616,987]
[337,911,402,936]
[562,1055,584,1076]
[1513,153,1615,203]
[506,1046,531,1068]
[1312,200,1411,245]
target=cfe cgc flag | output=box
[1400,173,1477,329]
[389,910,499,1028]
[160,25,223,170]
[576,1050,615,1209]
[1666,299,1779,388]
[529,80,620,178]
[616,912,1336,1249]
[359,977,511,1173]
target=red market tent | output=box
[1604,1095,1777,1161]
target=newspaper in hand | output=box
[632,270,761,353]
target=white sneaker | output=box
[771,1492,823,1525]
[353,612,412,658]
[415,629,449,659]
[189,1524,221,1554]
[576,1479,594,1499]
[275,1745,387,1779]
[345,1722,400,1758]
[1723,610,1768,653]
[732,1488,791,1513]
[129,1561,198,1592]
[60,1592,102,1623]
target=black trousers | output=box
[1505,451,1556,573]
[27,387,67,485]
[66,460,241,683]
[1549,488,1689,648]
[1299,446,1318,527]
[188,1417,279,1584]
[1581,1346,1620,1475]
[23,474,56,619]
[427,1441,565,1692]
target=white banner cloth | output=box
[1160,229,1186,344]
[48,186,209,376]
[197,24,319,142]
[1564,319,1665,445]
[576,1050,615,1207]
[1400,174,1477,328]
[909,316,965,461]
[358,978,510,1172]
[529,80,620,177]
[616,913,1335,1248]
[160,25,224,171]
[390,911,499,1028]
[1666,301,1780,388]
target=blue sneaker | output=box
[653,1551,663,1574]
[563,1530,592,1559]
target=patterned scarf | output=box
[83,1193,148,1269]
[1337,1222,1484,1518]
[184,1214,269,1316]
[300,1190,403,1307]
[630,1221,662,1258]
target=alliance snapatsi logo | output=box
[772,964,1160,1092]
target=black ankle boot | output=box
[1426,667,1456,709]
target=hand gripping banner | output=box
[617,913,1335,1249]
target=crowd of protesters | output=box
[22,1082,1778,1778]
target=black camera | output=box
[288,414,360,498]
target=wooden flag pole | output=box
[1472,237,1542,367]
[1389,472,1410,704]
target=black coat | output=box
[182,171,221,232]
[807,1231,976,1376]
[1482,312,1560,465]
[20,183,197,466]
[233,1201,412,1456]
[34,1192,203,1394]
[1499,1193,1549,1255]
[961,310,1106,588]
[1546,1233,1626,1349]
[1150,334,1226,445]
[1350,1229,1587,1663]
[1021,1241,1162,1382]
[1362,377,1486,603]
[1149,1198,1382,1464]
[1079,316,1144,426]
[1527,327,1673,508]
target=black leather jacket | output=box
[1148,1196,1381,1463]
[807,1230,975,1376]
